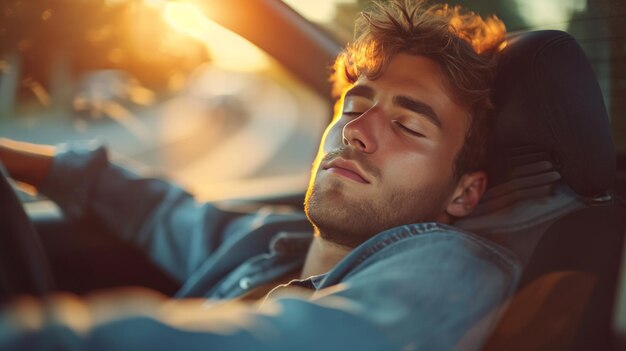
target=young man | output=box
[0,1,519,350]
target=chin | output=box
[305,176,451,248]
[305,182,388,248]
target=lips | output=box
[323,158,370,184]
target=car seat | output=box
[454,30,626,351]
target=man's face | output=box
[305,54,471,248]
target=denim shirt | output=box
[1,142,521,351]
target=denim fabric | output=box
[3,142,522,351]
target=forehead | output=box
[355,54,452,103]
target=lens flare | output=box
[163,2,269,72]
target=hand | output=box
[0,288,169,339]
[0,138,55,188]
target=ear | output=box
[445,171,487,219]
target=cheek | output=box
[382,151,452,191]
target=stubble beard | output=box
[304,171,453,248]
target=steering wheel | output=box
[0,171,54,303]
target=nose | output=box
[342,108,380,153]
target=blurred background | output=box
[0,0,330,200]
[0,0,623,200]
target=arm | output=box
[0,138,54,188]
[0,139,244,282]
[0,228,521,351]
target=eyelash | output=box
[342,112,425,138]
[394,121,424,138]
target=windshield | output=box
[0,0,328,200]
[284,0,626,154]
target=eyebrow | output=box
[393,95,443,129]
[344,84,443,130]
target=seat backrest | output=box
[455,30,625,350]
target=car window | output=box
[0,0,329,200]
[284,0,626,154]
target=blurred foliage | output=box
[0,0,208,95]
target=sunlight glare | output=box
[163,2,268,72]
[513,0,587,30]
[282,0,355,23]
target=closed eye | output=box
[343,111,363,117]
[395,121,425,138]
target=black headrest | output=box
[487,30,615,198]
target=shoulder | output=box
[321,223,521,291]
[313,224,522,349]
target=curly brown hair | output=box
[331,0,506,179]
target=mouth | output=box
[323,158,370,184]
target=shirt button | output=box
[239,277,252,290]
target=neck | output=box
[300,234,352,279]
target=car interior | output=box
[0,0,625,350]
[455,29,625,351]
